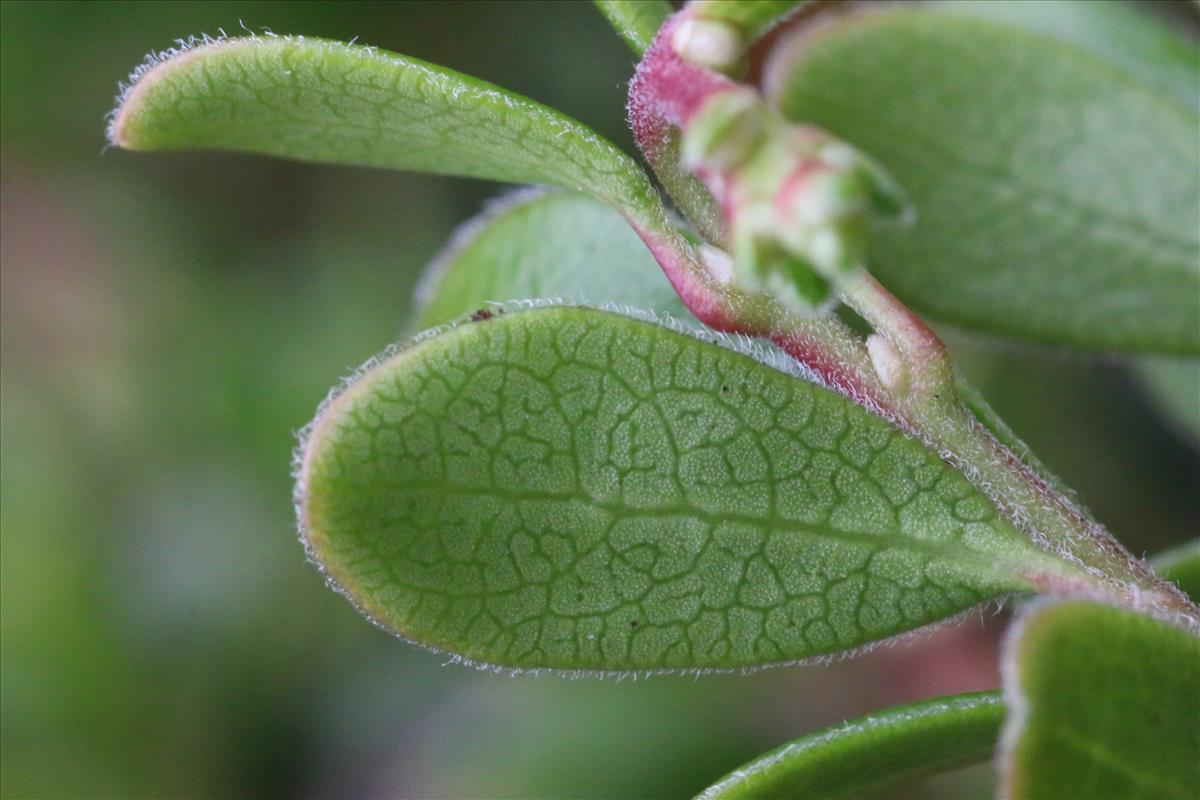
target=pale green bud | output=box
[731,207,835,314]
[681,88,766,172]
[681,90,910,315]
[671,17,746,74]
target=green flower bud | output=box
[681,88,765,172]
[681,90,910,315]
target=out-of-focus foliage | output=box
[1000,601,1200,799]
[1,2,1196,798]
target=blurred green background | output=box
[1,2,1196,798]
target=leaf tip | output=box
[106,33,245,151]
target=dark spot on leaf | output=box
[630,620,639,628]
[470,308,493,322]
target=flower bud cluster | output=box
[681,87,909,315]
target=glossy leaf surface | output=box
[767,8,1200,354]
[697,691,1003,799]
[414,190,686,330]
[298,305,1079,672]
[1001,600,1200,799]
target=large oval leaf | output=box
[941,0,1199,111]
[1000,600,1200,799]
[697,691,1003,799]
[766,8,1200,354]
[297,305,1082,672]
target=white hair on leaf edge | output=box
[291,299,1002,678]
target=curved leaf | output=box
[766,8,1200,354]
[697,691,1004,799]
[108,33,755,336]
[593,0,671,55]
[297,305,1083,672]
[1000,600,1200,799]
[109,34,673,245]
[414,189,688,330]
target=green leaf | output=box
[696,691,1004,799]
[1153,540,1200,603]
[109,34,729,330]
[767,8,1200,354]
[691,0,807,38]
[1140,357,1200,444]
[110,34,672,243]
[594,0,671,55]
[1000,600,1200,799]
[940,0,1200,111]
[414,189,688,330]
[297,304,1083,672]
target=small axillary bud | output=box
[866,333,910,395]
[680,87,911,317]
[670,16,747,75]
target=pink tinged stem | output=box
[633,227,737,328]
[628,14,740,152]
[630,221,888,412]
[627,13,892,416]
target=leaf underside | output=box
[768,7,1200,354]
[1001,600,1200,799]
[298,305,1073,672]
[697,691,1004,800]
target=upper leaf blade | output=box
[766,8,1200,354]
[110,35,662,228]
[940,0,1200,111]
[110,34,739,330]
[697,691,1003,799]
[298,305,1084,672]
[1000,600,1200,799]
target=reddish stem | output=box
[627,12,889,415]
[628,14,739,153]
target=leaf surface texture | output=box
[299,306,1077,671]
